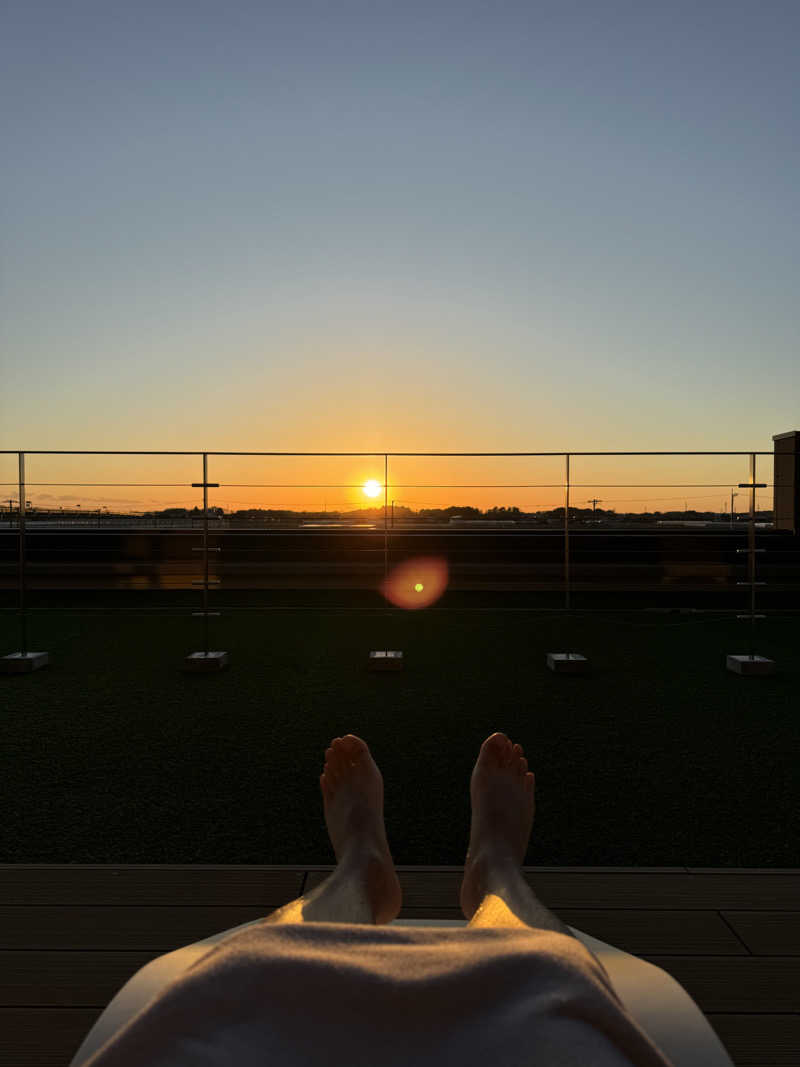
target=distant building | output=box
[773,431,800,533]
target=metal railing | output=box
[0,449,794,662]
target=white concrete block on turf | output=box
[369,650,403,672]
[0,651,49,674]
[546,652,590,674]
[726,654,775,676]
[184,651,229,672]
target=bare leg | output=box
[461,732,577,938]
[466,862,576,935]
[264,735,402,926]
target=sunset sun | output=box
[362,479,382,498]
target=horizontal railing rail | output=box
[1,448,797,672]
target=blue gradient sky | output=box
[2,1,798,470]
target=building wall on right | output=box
[773,430,800,532]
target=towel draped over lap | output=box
[84,921,675,1066]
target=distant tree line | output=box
[19,503,773,524]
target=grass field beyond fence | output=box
[2,595,797,867]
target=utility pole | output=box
[586,498,602,513]
[730,490,738,530]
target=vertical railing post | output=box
[368,452,401,670]
[564,453,570,613]
[730,452,769,673]
[1,449,48,671]
[546,450,587,671]
[202,452,209,655]
[748,453,757,658]
[18,451,27,656]
[186,452,224,670]
[384,453,389,585]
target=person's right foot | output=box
[460,732,536,920]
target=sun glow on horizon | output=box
[362,479,382,498]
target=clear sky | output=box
[2,1,797,511]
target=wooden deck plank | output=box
[558,909,747,955]
[643,957,800,1013]
[0,905,747,955]
[705,1014,800,1066]
[527,872,800,910]
[687,868,800,875]
[0,866,304,906]
[0,1009,102,1067]
[1,867,797,1067]
[0,906,276,951]
[0,951,159,1007]
[306,868,800,909]
[722,911,800,956]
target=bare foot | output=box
[320,734,402,924]
[460,732,536,919]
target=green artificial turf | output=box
[1,599,797,867]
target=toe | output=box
[345,736,369,762]
[482,733,508,765]
[333,738,357,769]
[329,742,347,767]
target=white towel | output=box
[84,921,674,1066]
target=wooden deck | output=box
[2,865,798,1066]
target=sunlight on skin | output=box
[469,892,531,929]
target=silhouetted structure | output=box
[773,430,800,533]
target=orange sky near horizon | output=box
[0,450,774,515]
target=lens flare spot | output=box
[381,557,448,610]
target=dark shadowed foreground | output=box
[1,597,797,866]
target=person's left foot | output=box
[320,735,402,924]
